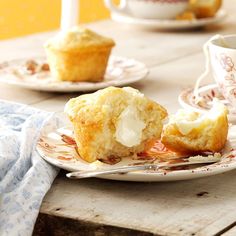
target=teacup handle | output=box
[193,34,223,103]
[104,0,129,15]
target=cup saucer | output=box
[111,9,227,30]
[178,84,236,123]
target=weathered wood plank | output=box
[40,170,236,236]
[33,212,155,236]
[196,212,236,236]
[0,83,56,105]
[221,225,236,236]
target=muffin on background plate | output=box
[64,86,167,163]
[44,27,115,82]
[176,0,222,20]
[189,0,222,18]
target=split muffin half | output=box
[65,86,167,163]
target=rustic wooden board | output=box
[33,212,154,236]
[222,225,236,236]
[39,170,236,236]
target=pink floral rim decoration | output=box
[215,53,236,105]
[178,84,236,123]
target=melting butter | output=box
[115,105,146,147]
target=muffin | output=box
[176,11,196,21]
[161,101,228,154]
[189,0,222,18]
[65,86,167,163]
[44,27,115,82]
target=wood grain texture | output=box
[33,213,155,236]
[221,225,236,236]
[39,170,236,236]
[0,83,55,105]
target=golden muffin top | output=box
[44,26,115,52]
[64,86,167,123]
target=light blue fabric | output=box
[0,100,59,236]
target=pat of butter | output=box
[175,120,202,135]
[115,105,146,147]
[168,109,201,135]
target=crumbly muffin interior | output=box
[161,101,228,154]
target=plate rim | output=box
[111,9,227,29]
[37,124,236,182]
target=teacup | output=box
[104,0,189,20]
[209,35,236,107]
[194,34,236,108]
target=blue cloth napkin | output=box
[0,100,59,236]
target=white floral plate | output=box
[36,121,236,182]
[0,56,148,92]
[111,9,227,30]
[179,84,236,123]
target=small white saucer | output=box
[111,9,227,30]
[0,56,148,92]
[178,84,236,123]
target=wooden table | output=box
[1,1,236,235]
